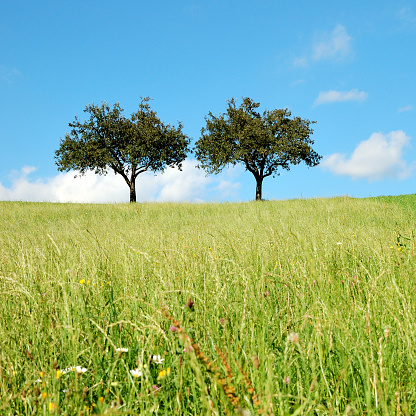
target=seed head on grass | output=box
[163,310,265,413]
[234,360,264,413]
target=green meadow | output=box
[1,195,416,415]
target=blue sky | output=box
[1,0,415,203]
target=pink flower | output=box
[169,326,178,332]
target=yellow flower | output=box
[157,367,171,380]
[56,370,61,379]
[48,402,56,411]
[79,279,85,285]
[42,392,47,399]
[157,369,167,380]
[99,396,104,403]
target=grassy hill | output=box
[1,196,416,415]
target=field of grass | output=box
[1,195,416,415]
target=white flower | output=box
[115,348,129,352]
[130,368,143,378]
[152,355,165,364]
[336,242,342,245]
[61,366,87,375]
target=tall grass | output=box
[1,196,416,414]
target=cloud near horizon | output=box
[313,89,368,106]
[320,130,414,181]
[0,160,241,203]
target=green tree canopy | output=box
[195,97,322,200]
[55,98,190,202]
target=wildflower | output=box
[283,376,290,385]
[152,355,165,364]
[56,370,61,379]
[288,331,299,344]
[169,326,178,332]
[35,372,44,382]
[130,368,143,378]
[99,396,104,403]
[115,348,128,352]
[60,366,87,375]
[48,402,56,411]
[79,279,85,284]
[336,242,342,245]
[152,385,160,391]
[186,298,194,310]
[42,392,47,399]
[157,369,167,380]
[220,318,225,325]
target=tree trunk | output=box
[129,180,136,203]
[255,176,263,201]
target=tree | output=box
[55,98,190,202]
[195,97,322,200]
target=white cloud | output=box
[0,65,21,83]
[290,78,305,86]
[313,89,368,106]
[312,25,352,62]
[293,56,309,68]
[294,24,353,67]
[398,105,414,113]
[320,130,413,181]
[0,160,241,203]
[397,7,416,27]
